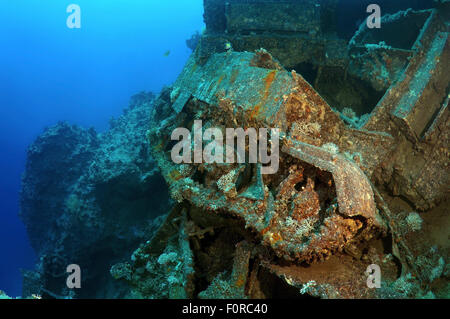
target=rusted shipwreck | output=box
[115,1,449,299]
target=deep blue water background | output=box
[0,0,204,297]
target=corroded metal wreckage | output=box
[153,50,390,260]
[116,2,449,299]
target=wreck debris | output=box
[143,1,449,299]
[282,138,378,222]
[148,47,398,266]
[110,206,195,299]
[199,241,252,299]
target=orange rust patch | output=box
[261,226,271,236]
[272,232,283,243]
[235,275,246,288]
[264,70,277,97]
[250,70,278,120]
[250,103,261,119]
